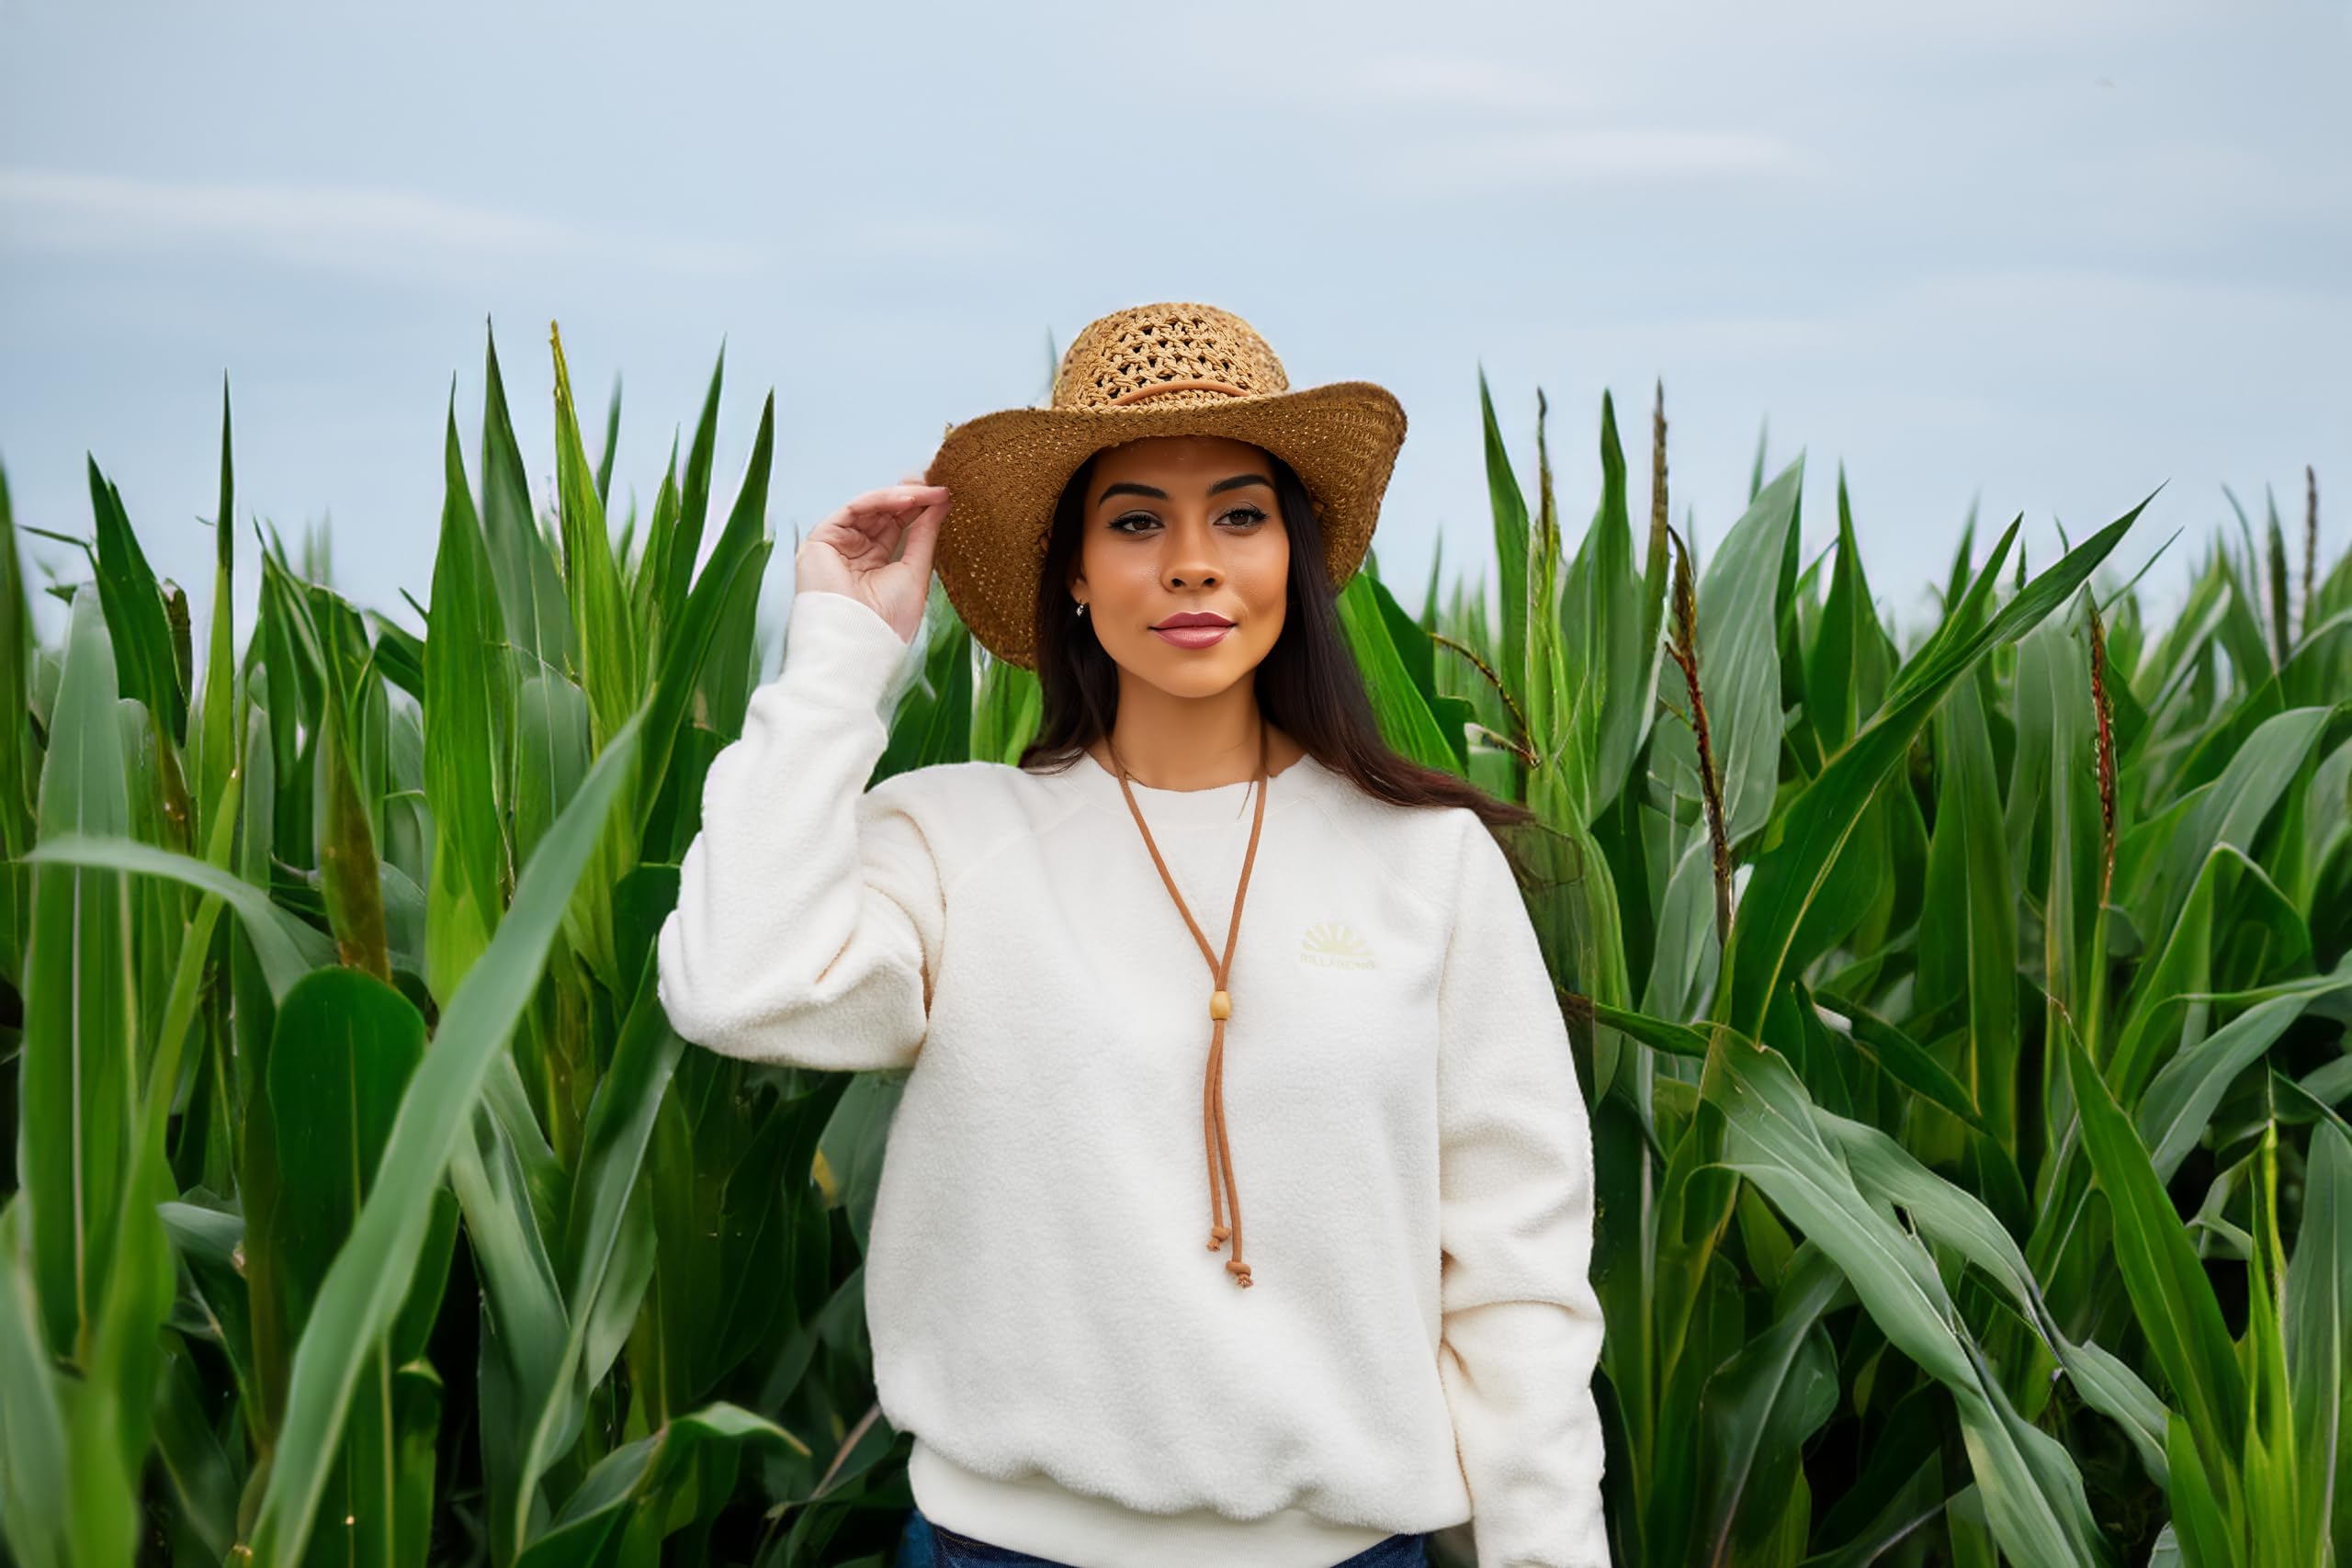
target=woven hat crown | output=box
[1051,304,1291,412]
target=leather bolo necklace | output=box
[1102,713,1274,1289]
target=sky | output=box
[3,0,2346,665]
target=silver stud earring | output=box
[1075,601,1088,617]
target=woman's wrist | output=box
[781,589,917,711]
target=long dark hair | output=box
[1012,446,1535,831]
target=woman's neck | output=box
[1088,682,1305,792]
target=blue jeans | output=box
[900,1503,1430,1568]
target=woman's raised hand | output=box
[795,471,948,645]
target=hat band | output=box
[1104,378,1249,406]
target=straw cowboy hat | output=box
[921,301,1408,671]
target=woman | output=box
[657,303,1608,1568]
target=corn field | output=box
[0,321,2345,1568]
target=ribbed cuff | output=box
[781,590,916,712]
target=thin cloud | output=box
[1345,54,1589,114]
[816,214,1035,263]
[1612,265,2347,373]
[0,167,767,281]
[1389,126,1810,191]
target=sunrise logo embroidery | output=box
[1297,920,1377,970]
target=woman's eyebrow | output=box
[1095,474,1274,506]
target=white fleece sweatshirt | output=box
[655,588,1609,1568]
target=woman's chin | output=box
[1122,654,1257,702]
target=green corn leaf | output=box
[85,460,187,745]
[1914,663,2019,1151]
[512,1403,809,1568]
[315,650,390,982]
[2284,1121,2350,1566]
[630,387,772,843]
[664,343,727,627]
[1695,1246,1849,1565]
[1369,567,1470,772]
[1588,997,1713,1059]
[1477,367,1531,765]
[1721,495,2151,1036]
[1813,989,1989,1134]
[480,321,577,679]
[264,965,432,1567]
[2241,1122,2306,1568]
[2062,1016,2248,1527]
[369,612,426,705]
[266,969,425,1336]
[447,1077,569,1563]
[25,832,334,1000]
[151,1339,239,1562]
[0,1200,70,1568]
[2157,706,2331,939]
[1701,455,1804,851]
[548,322,641,751]
[1337,572,1456,770]
[2106,843,2277,1107]
[2136,962,2352,1181]
[243,705,644,1565]
[1816,1111,2169,1486]
[505,952,690,1562]
[1553,389,1657,822]
[628,439,681,666]
[594,371,621,509]
[1709,1038,2113,1568]
[2165,1416,2233,1568]
[424,391,509,1005]
[49,653,243,1568]
[1804,465,1887,755]
[0,462,32,885]
[191,379,240,927]
[20,585,137,1364]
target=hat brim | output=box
[921,380,1408,671]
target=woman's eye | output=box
[1107,505,1266,534]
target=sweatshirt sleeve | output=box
[655,589,945,1074]
[1433,816,1611,1568]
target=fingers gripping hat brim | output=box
[923,380,1408,671]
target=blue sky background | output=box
[4,0,2346,662]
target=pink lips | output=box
[1152,623,1234,649]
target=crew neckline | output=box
[1045,743,1334,828]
